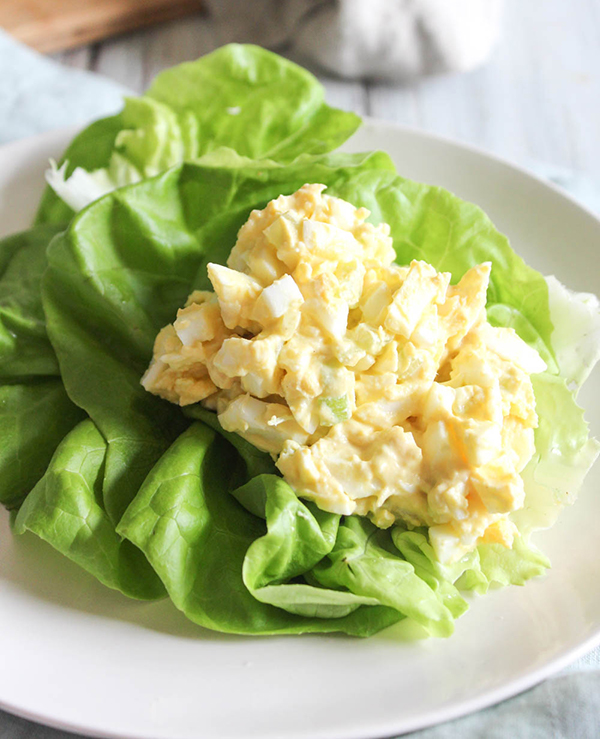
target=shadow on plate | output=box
[1,506,432,645]
[0,508,245,642]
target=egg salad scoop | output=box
[142,184,548,564]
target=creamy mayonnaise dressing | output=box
[142,184,546,562]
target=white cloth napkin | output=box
[205,0,505,80]
[0,28,599,739]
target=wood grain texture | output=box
[51,0,600,178]
[1,0,203,54]
[366,0,600,177]
[92,13,218,90]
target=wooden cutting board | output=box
[0,0,204,54]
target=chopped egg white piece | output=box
[142,184,546,563]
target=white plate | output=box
[1,122,599,739]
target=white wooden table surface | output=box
[52,0,600,179]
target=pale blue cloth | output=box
[0,30,128,144]
[0,29,599,739]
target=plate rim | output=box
[2,627,600,739]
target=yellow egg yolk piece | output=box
[142,184,546,563]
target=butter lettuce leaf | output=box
[461,537,551,592]
[118,424,398,635]
[0,226,84,509]
[0,224,63,377]
[184,404,278,488]
[392,527,550,596]
[514,373,600,533]
[146,44,361,162]
[0,380,84,509]
[546,275,600,391]
[233,475,381,619]
[312,517,456,637]
[14,419,164,599]
[390,528,470,615]
[36,44,361,223]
